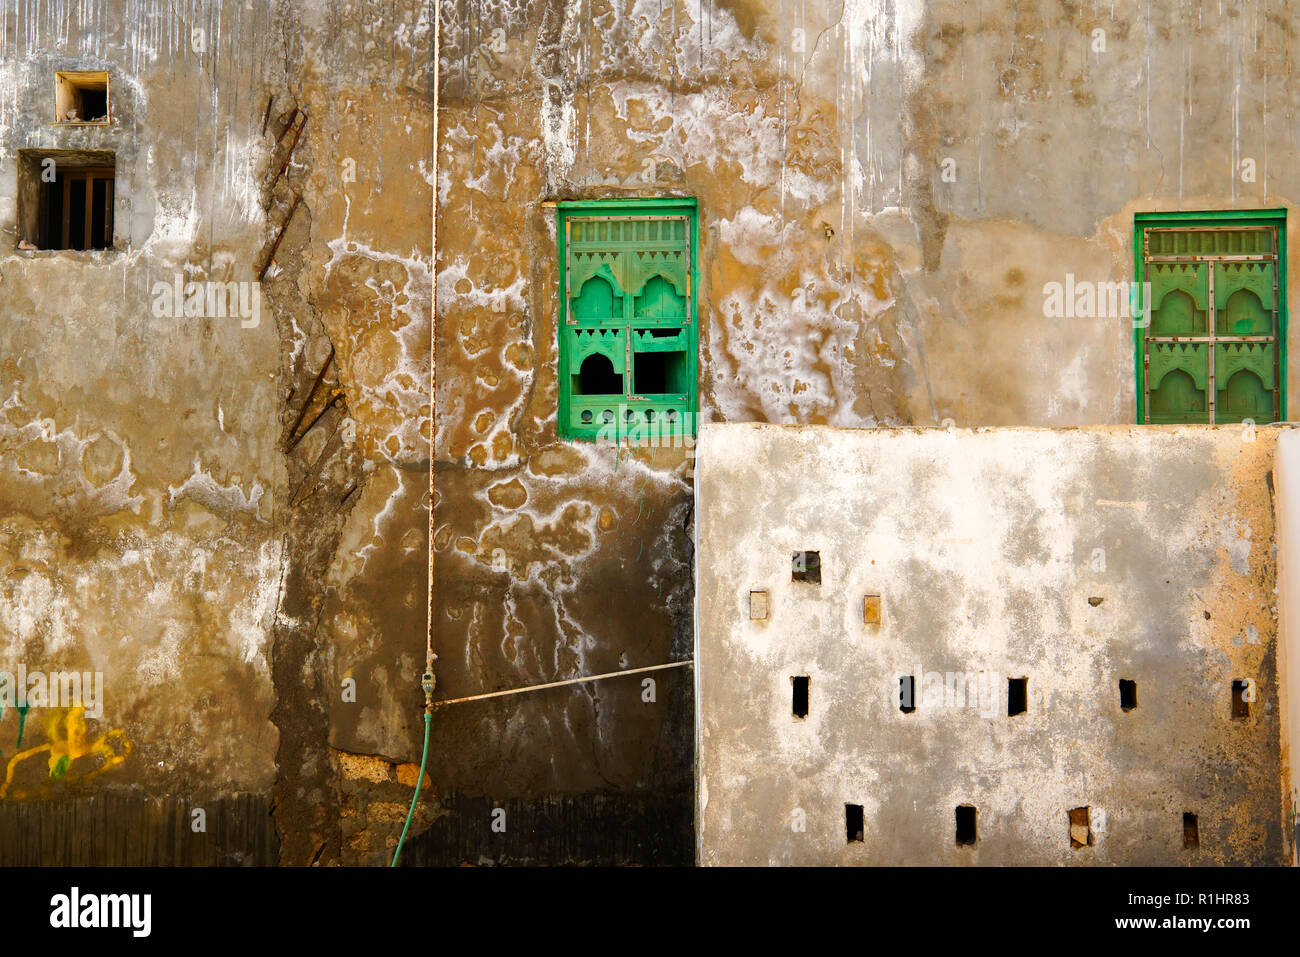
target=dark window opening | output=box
[1119,679,1138,712]
[1008,677,1027,716]
[632,349,688,395]
[955,805,977,846]
[845,804,864,843]
[1183,812,1199,849]
[792,550,820,584]
[78,86,107,119]
[1231,680,1251,718]
[791,676,809,718]
[55,71,110,124]
[899,675,916,714]
[574,353,623,396]
[19,152,116,251]
[67,177,86,248]
[41,169,113,250]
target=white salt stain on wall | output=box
[226,538,285,667]
[324,236,433,462]
[434,255,530,469]
[168,457,265,516]
[0,388,144,514]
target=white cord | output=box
[431,660,694,707]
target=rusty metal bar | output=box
[268,112,308,193]
[1146,336,1273,343]
[257,193,301,281]
[1146,255,1275,263]
[284,345,334,450]
[286,393,344,455]
[274,107,301,145]
[427,4,440,691]
[288,415,346,506]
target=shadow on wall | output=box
[398,791,692,866]
[0,793,278,866]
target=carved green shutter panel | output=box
[558,199,698,442]
[1136,211,1285,425]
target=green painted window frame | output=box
[556,197,699,442]
[1134,207,1287,424]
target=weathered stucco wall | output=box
[3,0,1297,866]
[0,0,433,865]
[1273,429,1300,864]
[422,0,1300,864]
[696,422,1292,865]
[0,3,284,818]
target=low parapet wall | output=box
[695,423,1294,865]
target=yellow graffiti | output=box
[0,707,132,799]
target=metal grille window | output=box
[556,198,698,442]
[1135,210,1287,424]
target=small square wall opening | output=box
[1007,677,1027,716]
[898,675,916,714]
[845,804,864,843]
[1231,680,1251,718]
[1119,678,1138,712]
[791,676,809,718]
[1068,806,1093,849]
[863,594,882,625]
[748,590,769,621]
[632,348,688,395]
[55,71,110,124]
[791,550,820,584]
[955,805,977,846]
[1183,812,1199,849]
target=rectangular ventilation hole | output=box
[1119,678,1138,712]
[845,804,864,843]
[1068,806,1093,849]
[791,550,821,584]
[1231,679,1251,719]
[55,70,110,124]
[1008,677,1027,716]
[898,675,916,714]
[955,805,977,846]
[792,676,809,718]
[748,589,769,621]
[1183,812,1199,849]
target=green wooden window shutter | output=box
[1135,210,1287,425]
[557,198,699,442]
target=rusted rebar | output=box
[257,193,301,281]
[268,111,308,193]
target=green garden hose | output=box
[390,710,431,867]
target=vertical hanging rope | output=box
[393,0,441,870]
